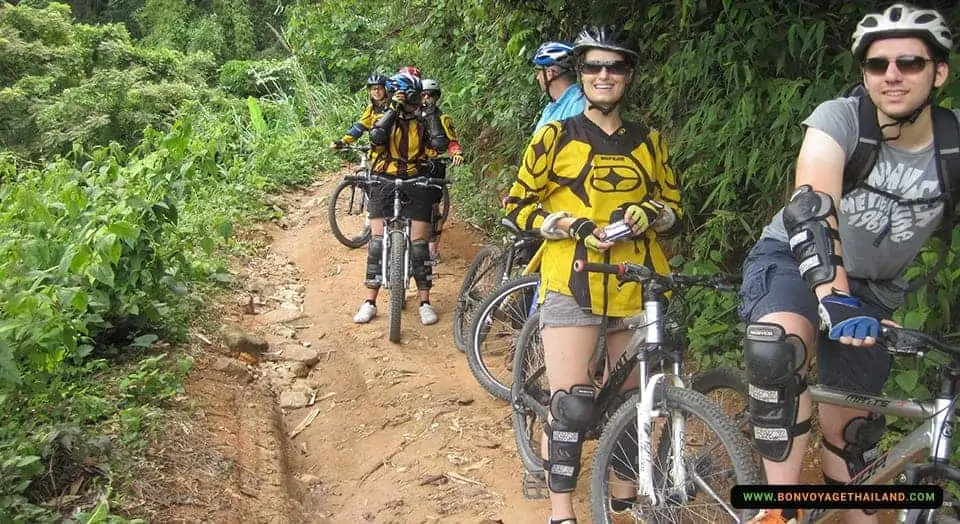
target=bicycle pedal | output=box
[521,471,550,500]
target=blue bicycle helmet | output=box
[386,72,422,100]
[533,41,575,70]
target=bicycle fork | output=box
[634,298,688,507]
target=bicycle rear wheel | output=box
[453,245,505,353]
[387,229,405,343]
[467,274,539,401]
[511,309,548,474]
[589,386,761,523]
[328,175,371,249]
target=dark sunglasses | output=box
[862,55,931,75]
[579,60,631,76]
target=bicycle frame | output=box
[800,374,960,523]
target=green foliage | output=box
[219,58,297,99]
[0,3,220,158]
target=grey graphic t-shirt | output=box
[761,97,956,309]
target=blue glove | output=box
[818,291,881,341]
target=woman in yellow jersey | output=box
[331,73,389,150]
[503,25,682,524]
[352,71,449,326]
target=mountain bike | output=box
[368,174,450,343]
[453,218,543,353]
[510,260,761,522]
[328,144,373,249]
[329,147,451,250]
[728,325,960,523]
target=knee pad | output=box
[410,240,433,289]
[546,384,596,493]
[744,323,810,462]
[823,413,885,479]
[365,235,383,288]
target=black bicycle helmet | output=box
[572,25,639,65]
[366,73,387,87]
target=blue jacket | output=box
[534,83,586,132]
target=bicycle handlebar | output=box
[879,325,960,360]
[572,260,740,291]
[337,144,372,152]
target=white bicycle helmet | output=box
[851,3,953,60]
[421,78,441,98]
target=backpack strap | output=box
[842,96,882,196]
[901,106,959,292]
[932,106,960,240]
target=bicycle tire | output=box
[453,245,505,353]
[328,175,371,249]
[440,186,451,222]
[589,386,761,522]
[388,229,405,343]
[467,274,539,401]
[690,366,750,435]
[511,309,547,474]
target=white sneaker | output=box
[353,302,377,323]
[419,303,438,325]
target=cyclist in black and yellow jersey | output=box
[503,25,682,524]
[331,73,389,150]
[420,78,464,262]
[353,71,449,326]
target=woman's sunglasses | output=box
[579,60,631,76]
[862,55,931,75]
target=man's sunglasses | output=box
[862,55,931,75]
[579,60,631,76]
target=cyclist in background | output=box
[504,25,682,524]
[739,4,958,523]
[532,41,586,132]
[331,73,389,150]
[421,78,464,262]
[397,65,421,78]
[353,72,450,326]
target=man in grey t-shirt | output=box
[739,4,956,524]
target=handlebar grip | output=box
[572,260,622,275]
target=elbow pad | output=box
[782,185,843,289]
[424,112,449,152]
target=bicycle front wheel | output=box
[467,274,539,401]
[328,175,371,249]
[453,245,505,353]
[387,229,405,343]
[589,386,761,523]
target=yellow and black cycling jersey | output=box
[341,102,388,144]
[503,113,682,317]
[371,113,442,176]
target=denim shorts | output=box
[539,291,631,332]
[738,238,893,394]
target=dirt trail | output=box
[261,171,564,523]
[136,167,845,524]
[140,167,584,524]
